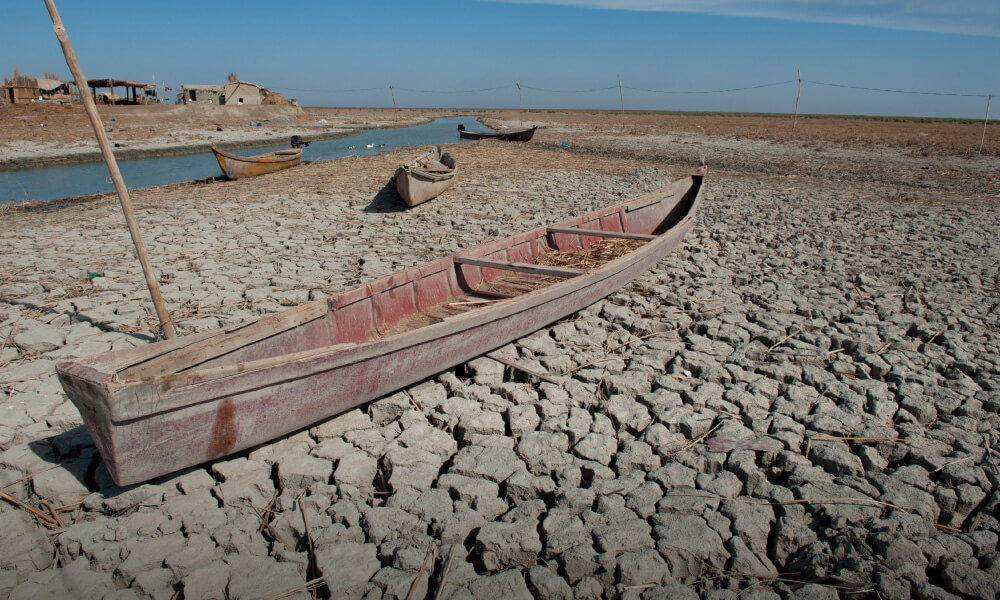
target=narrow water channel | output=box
[0,116,493,205]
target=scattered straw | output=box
[263,578,326,600]
[665,491,908,513]
[805,435,931,457]
[537,238,645,270]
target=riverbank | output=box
[0,104,447,170]
[1,115,999,599]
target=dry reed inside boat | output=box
[537,238,647,269]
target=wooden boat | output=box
[393,146,457,207]
[55,169,706,485]
[211,142,303,180]
[458,123,537,142]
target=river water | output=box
[0,117,492,205]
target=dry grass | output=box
[537,238,646,269]
[485,108,998,157]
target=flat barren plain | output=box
[0,104,998,600]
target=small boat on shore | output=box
[458,123,537,142]
[393,146,457,207]
[56,169,705,485]
[211,136,306,180]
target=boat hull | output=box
[212,144,302,180]
[393,147,457,206]
[56,171,705,485]
[459,126,536,142]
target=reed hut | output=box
[87,78,154,104]
[1,70,40,104]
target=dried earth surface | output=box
[0,108,999,600]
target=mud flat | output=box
[0,121,999,599]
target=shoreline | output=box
[0,116,439,171]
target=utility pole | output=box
[618,75,625,131]
[979,95,992,155]
[516,82,522,126]
[793,70,802,131]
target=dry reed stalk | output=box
[487,353,561,384]
[666,491,908,513]
[665,422,724,457]
[0,490,59,527]
[805,435,931,457]
[262,578,326,600]
[537,238,646,270]
[432,545,458,600]
[298,496,317,584]
[405,545,437,600]
[767,329,802,354]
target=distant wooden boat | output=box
[393,146,457,207]
[211,142,303,180]
[458,123,537,142]
[55,169,705,485]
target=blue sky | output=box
[4,0,998,118]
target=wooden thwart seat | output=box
[546,226,656,241]
[454,256,583,279]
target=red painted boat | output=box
[55,169,706,485]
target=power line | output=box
[277,79,993,99]
[279,86,387,93]
[519,84,619,94]
[805,80,989,98]
[393,84,516,94]
[623,80,796,94]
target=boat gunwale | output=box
[394,147,457,184]
[56,170,704,421]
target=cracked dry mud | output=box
[0,119,999,600]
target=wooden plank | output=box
[486,353,563,385]
[547,226,656,241]
[454,256,583,279]
[120,300,329,378]
[153,343,355,388]
[465,290,514,300]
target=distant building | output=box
[221,80,266,105]
[178,80,269,105]
[181,84,224,104]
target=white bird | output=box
[365,143,374,149]
[347,145,356,149]
[377,144,385,148]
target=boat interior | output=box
[112,174,702,382]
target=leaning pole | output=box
[42,0,176,339]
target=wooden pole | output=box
[618,75,625,131]
[793,70,801,131]
[389,85,397,119]
[979,95,991,155]
[516,82,522,126]
[43,0,176,339]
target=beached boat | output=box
[55,169,706,485]
[458,123,537,142]
[211,139,304,180]
[393,146,457,207]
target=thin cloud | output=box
[483,0,1000,37]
